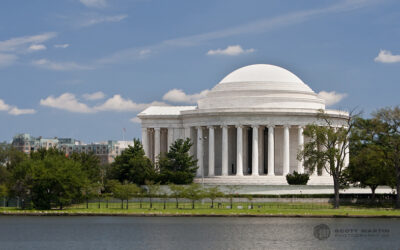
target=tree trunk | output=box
[121,200,123,209]
[150,197,152,209]
[371,186,377,201]
[98,198,101,209]
[86,198,89,209]
[163,200,166,209]
[106,199,108,209]
[126,199,128,210]
[175,198,178,209]
[140,200,142,209]
[333,178,340,209]
[211,200,214,209]
[192,200,195,209]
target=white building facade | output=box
[138,64,349,185]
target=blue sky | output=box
[0,0,399,143]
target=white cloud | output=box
[32,58,93,71]
[374,50,400,63]
[0,99,36,115]
[207,45,255,56]
[0,53,18,68]
[40,93,94,113]
[0,32,56,52]
[94,94,167,112]
[82,91,105,100]
[130,117,141,123]
[40,93,166,114]
[162,89,209,104]
[0,99,10,111]
[317,91,347,106]
[79,0,107,8]
[8,107,36,115]
[81,14,128,27]
[28,44,46,51]
[139,49,151,56]
[54,44,69,49]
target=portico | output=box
[138,64,349,185]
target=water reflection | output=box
[0,216,398,250]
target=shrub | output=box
[286,171,310,185]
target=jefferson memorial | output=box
[138,64,349,185]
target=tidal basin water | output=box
[0,216,399,250]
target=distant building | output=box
[59,140,133,165]
[12,134,61,153]
[11,133,133,165]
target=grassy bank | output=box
[2,202,400,217]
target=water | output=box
[0,216,399,250]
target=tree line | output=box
[0,138,198,209]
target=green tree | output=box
[0,184,6,207]
[158,138,198,184]
[204,186,223,208]
[7,149,87,210]
[245,195,254,209]
[110,139,156,185]
[0,184,7,198]
[137,187,146,209]
[32,154,87,210]
[70,152,101,183]
[7,158,34,208]
[81,182,102,209]
[225,185,240,209]
[3,147,27,172]
[168,183,185,208]
[298,110,354,208]
[145,180,160,209]
[345,117,393,200]
[183,183,204,209]
[373,106,400,208]
[111,181,141,209]
[159,189,169,209]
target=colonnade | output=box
[141,124,337,178]
[192,125,305,177]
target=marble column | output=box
[208,126,215,177]
[283,125,290,175]
[267,125,275,176]
[184,127,191,139]
[221,125,228,176]
[154,127,161,162]
[196,127,203,178]
[236,125,243,176]
[185,126,194,157]
[167,128,174,152]
[141,128,149,158]
[297,126,304,173]
[252,125,259,176]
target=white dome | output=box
[197,64,325,110]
